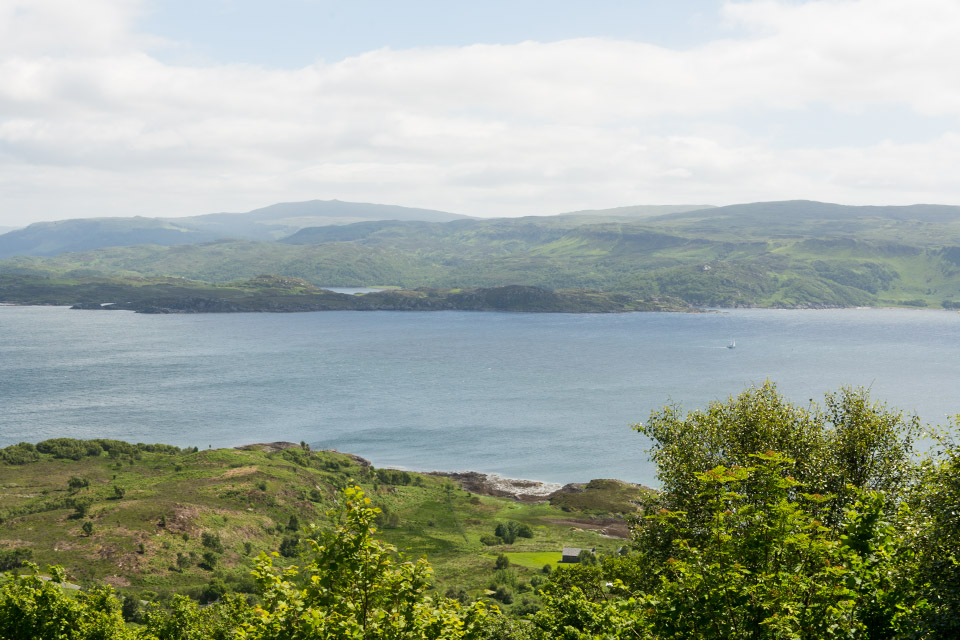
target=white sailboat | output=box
[727,340,736,349]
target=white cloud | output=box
[1,0,960,225]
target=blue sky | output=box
[143,1,731,67]
[2,0,960,226]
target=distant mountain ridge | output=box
[556,204,714,218]
[6,199,960,310]
[0,200,469,259]
[655,200,960,225]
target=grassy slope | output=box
[0,444,638,607]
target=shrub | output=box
[375,506,400,529]
[81,521,94,537]
[493,569,518,588]
[201,532,224,553]
[494,521,530,544]
[279,535,300,558]
[112,486,126,500]
[494,522,516,544]
[68,476,89,492]
[36,438,102,460]
[375,469,413,486]
[495,553,510,570]
[0,443,39,465]
[121,595,143,623]
[0,547,32,571]
[512,598,540,615]
[199,578,227,604]
[479,535,500,546]
[68,497,93,519]
[200,551,219,570]
[493,586,513,604]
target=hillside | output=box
[0,439,642,611]
[0,199,469,258]
[4,200,960,308]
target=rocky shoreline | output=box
[235,441,653,504]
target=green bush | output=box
[36,438,102,461]
[201,532,224,553]
[0,547,32,571]
[495,520,531,544]
[198,578,227,604]
[0,443,39,465]
[121,594,143,623]
[68,496,93,519]
[279,535,300,558]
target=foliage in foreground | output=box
[2,384,960,639]
[0,487,492,640]
[530,384,960,639]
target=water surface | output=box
[1,306,957,486]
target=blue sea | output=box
[1,305,958,486]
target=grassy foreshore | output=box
[0,439,648,611]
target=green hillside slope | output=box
[5,200,960,308]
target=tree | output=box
[0,565,131,640]
[901,431,960,638]
[201,532,224,553]
[534,454,909,639]
[247,485,490,639]
[636,381,918,530]
[68,497,93,519]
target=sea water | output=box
[1,305,958,486]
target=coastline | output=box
[235,441,653,502]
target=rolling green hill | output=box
[4,200,960,308]
[0,200,469,259]
[0,439,637,609]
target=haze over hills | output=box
[554,204,714,219]
[0,200,470,259]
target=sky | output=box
[3,0,960,227]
